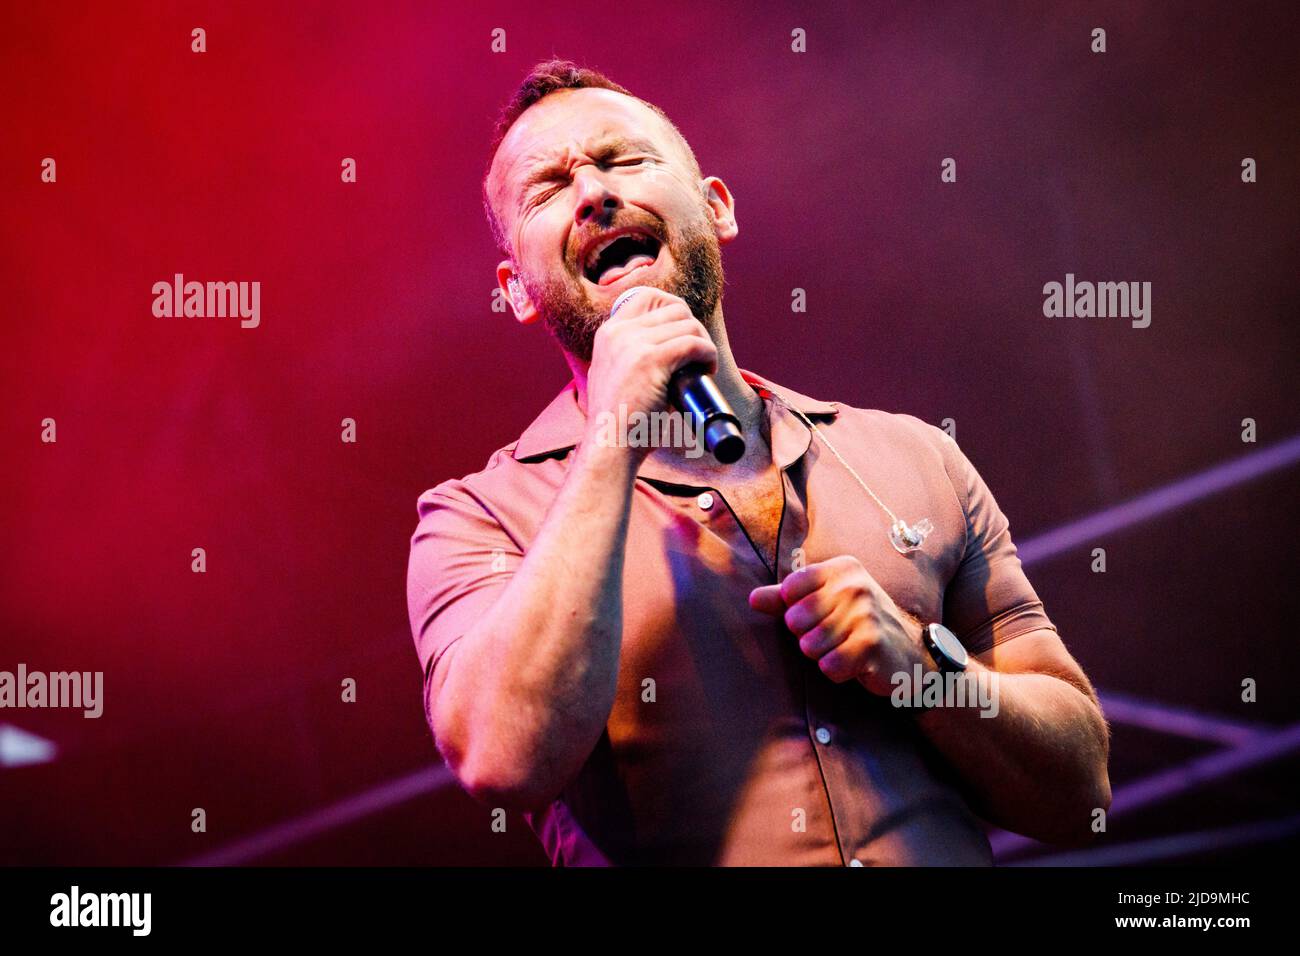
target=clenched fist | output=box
[582,287,717,457]
[749,554,931,696]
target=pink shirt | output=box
[407,369,1057,865]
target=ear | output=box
[497,261,539,325]
[701,176,738,245]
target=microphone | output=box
[609,286,746,464]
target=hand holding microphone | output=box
[592,286,745,464]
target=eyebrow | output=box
[517,136,663,203]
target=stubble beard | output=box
[521,217,725,365]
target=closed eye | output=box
[527,183,564,208]
[525,156,652,208]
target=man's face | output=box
[487,87,736,363]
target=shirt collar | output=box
[512,368,839,472]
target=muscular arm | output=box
[424,289,716,814]
[430,439,639,813]
[751,556,1111,847]
[913,628,1112,846]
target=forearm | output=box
[436,439,641,808]
[915,659,1111,845]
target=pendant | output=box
[890,517,933,555]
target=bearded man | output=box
[406,60,1110,866]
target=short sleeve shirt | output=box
[406,369,1057,865]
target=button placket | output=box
[775,458,810,583]
[641,480,771,581]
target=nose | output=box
[573,169,621,226]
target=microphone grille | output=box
[609,285,656,319]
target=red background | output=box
[2,0,1297,864]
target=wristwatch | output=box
[922,622,968,674]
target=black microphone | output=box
[609,286,746,464]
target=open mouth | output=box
[581,229,663,287]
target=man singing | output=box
[406,60,1110,866]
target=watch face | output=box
[929,624,968,667]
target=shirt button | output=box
[814,726,832,745]
[849,859,864,867]
[696,492,715,511]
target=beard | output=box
[519,211,724,364]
